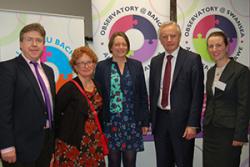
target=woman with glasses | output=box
[53,46,106,166]
[95,32,149,167]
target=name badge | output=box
[214,80,226,91]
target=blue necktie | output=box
[31,61,53,128]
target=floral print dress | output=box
[104,62,144,151]
[53,86,105,167]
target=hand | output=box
[182,127,197,140]
[1,149,16,163]
[232,140,244,147]
[141,127,149,135]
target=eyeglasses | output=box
[23,37,44,45]
[75,61,93,67]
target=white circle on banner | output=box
[126,29,144,51]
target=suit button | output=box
[44,112,47,115]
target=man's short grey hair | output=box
[158,21,182,36]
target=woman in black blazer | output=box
[94,32,149,167]
[53,46,106,166]
[203,31,250,167]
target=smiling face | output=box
[74,53,95,78]
[110,35,128,58]
[207,35,229,63]
[159,23,181,54]
[20,31,45,61]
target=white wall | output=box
[0,0,92,37]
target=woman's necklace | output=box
[215,67,223,77]
[83,79,94,92]
[215,59,230,79]
[79,76,94,92]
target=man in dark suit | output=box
[0,23,55,167]
[149,21,204,167]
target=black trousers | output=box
[154,108,194,167]
[2,129,54,167]
[203,124,242,167]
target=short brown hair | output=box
[20,23,46,42]
[70,46,98,73]
[207,31,229,46]
[108,32,130,54]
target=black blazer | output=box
[0,55,56,162]
[54,77,103,148]
[94,58,149,126]
[149,47,204,135]
[204,59,250,142]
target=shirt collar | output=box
[21,53,41,65]
[165,47,180,59]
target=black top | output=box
[54,77,103,148]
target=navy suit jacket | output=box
[204,59,250,142]
[149,47,204,136]
[94,57,149,126]
[0,55,56,162]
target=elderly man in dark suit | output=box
[0,23,55,167]
[149,21,204,167]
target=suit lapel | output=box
[172,48,187,87]
[105,58,112,97]
[126,59,136,85]
[16,55,44,104]
[218,60,234,83]
[210,60,234,97]
[155,53,165,91]
[42,63,55,99]
[214,60,234,97]
[207,65,216,97]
